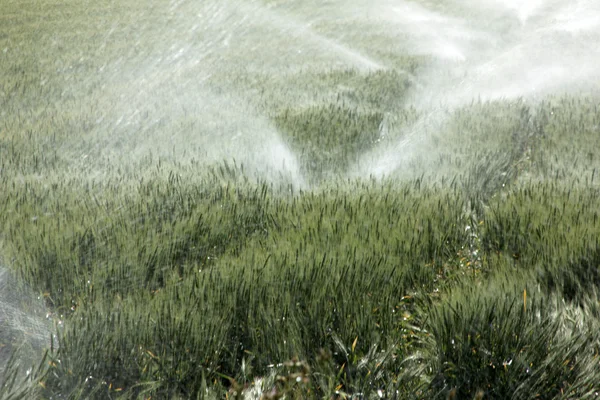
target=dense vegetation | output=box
[1,0,600,398]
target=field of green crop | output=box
[2,0,600,398]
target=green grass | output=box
[2,0,600,398]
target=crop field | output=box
[2,0,600,398]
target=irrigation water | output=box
[60,0,390,188]
[355,0,600,179]
[0,266,51,382]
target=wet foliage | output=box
[2,0,600,398]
